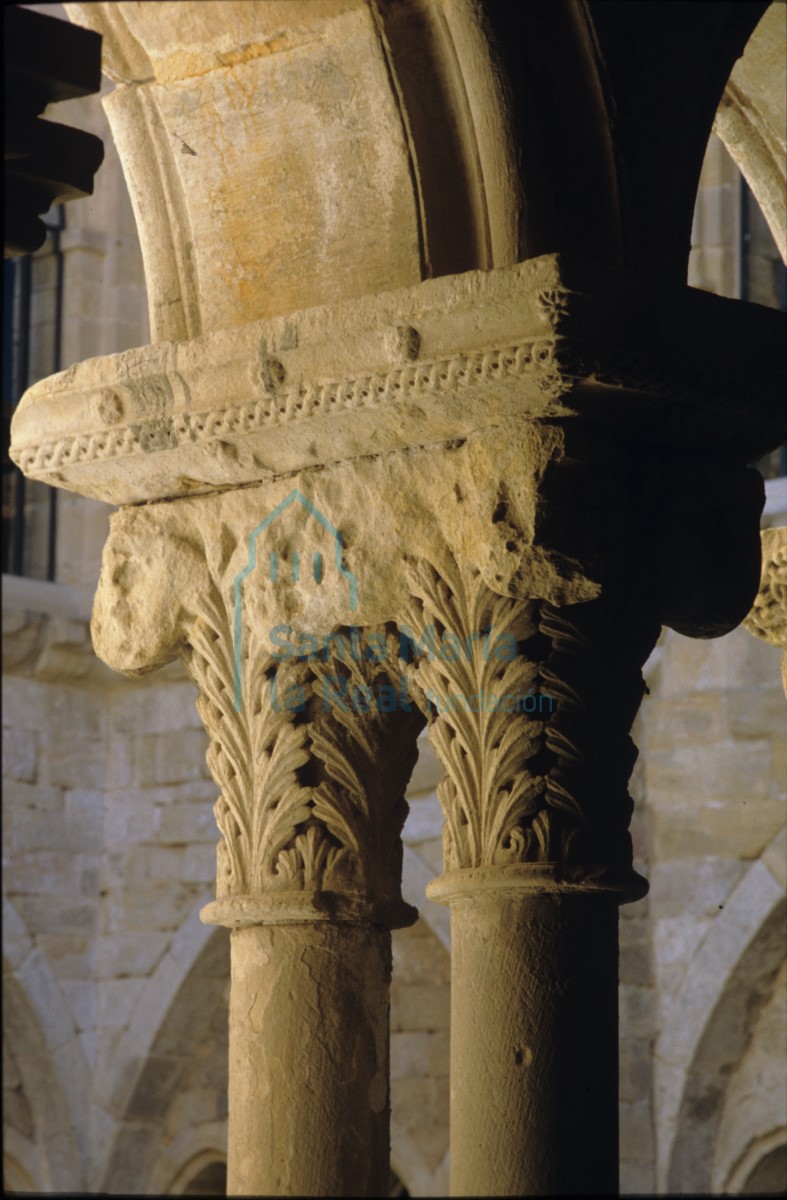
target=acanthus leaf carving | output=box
[400,553,659,884]
[306,629,424,904]
[186,590,314,899]
[183,579,423,914]
[399,555,544,871]
[743,526,787,700]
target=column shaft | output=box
[449,891,619,1196]
[227,922,391,1197]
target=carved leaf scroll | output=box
[399,555,544,870]
[183,582,422,904]
[400,553,659,877]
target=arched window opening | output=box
[181,1158,227,1196]
[689,132,786,481]
[168,1151,227,1196]
[740,1143,787,1195]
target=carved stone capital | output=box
[50,256,781,915]
[90,496,425,927]
[744,527,787,647]
[189,616,423,929]
[397,552,658,899]
[87,425,769,911]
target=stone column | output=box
[190,633,423,1197]
[86,495,424,1196]
[398,552,658,1194]
[222,920,391,1195]
[444,888,619,1195]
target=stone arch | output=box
[95,887,216,1131]
[66,0,767,329]
[166,1148,228,1195]
[2,958,82,1191]
[3,1020,37,1185]
[2,898,89,1190]
[64,0,517,343]
[102,924,230,1193]
[2,895,33,973]
[3,1132,38,1195]
[711,958,787,1193]
[663,850,787,1193]
[725,1127,787,1194]
[715,2,787,262]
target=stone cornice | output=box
[10,255,786,505]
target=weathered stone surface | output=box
[743,526,787,695]
[226,922,391,1196]
[2,727,38,783]
[715,3,787,262]
[4,4,786,1192]
[10,255,785,506]
[448,892,620,1195]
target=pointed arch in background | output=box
[91,886,217,1187]
[661,841,787,1193]
[715,2,787,264]
[2,957,83,1191]
[167,1149,227,1195]
[102,925,230,1193]
[728,1130,787,1195]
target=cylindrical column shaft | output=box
[449,890,620,1196]
[227,921,392,1197]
